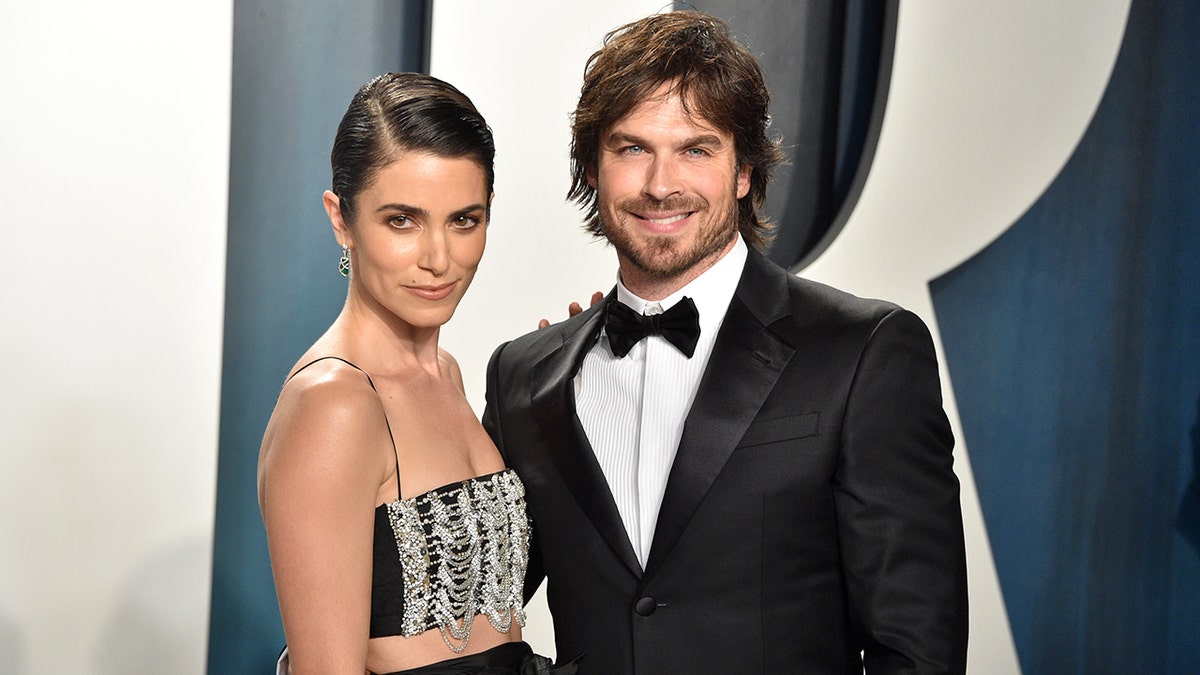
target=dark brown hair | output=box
[331,72,494,222]
[568,10,783,250]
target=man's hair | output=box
[331,72,495,222]
[568,10,783,250]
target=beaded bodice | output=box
[376,469,529,652]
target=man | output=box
[484,10,967,673]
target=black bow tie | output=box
[604,297,701,358]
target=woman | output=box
[258,73,565,675]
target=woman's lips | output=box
[405,282,456,300]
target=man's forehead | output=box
[605,89,728,140]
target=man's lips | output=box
[404,282,456,300]
[633,210,695,232]
[637,212,692,225]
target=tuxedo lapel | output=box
[645,251,796,577]
[530,296,643,577]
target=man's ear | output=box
[323,190,353,247]
[586,165,598,189]
[735,164,752,200]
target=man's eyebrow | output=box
[604,131,726,149]
[605,131,649,147]
[680,133,724,147]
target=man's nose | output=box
[643,156,683,202]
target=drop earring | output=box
[338,245,351,277]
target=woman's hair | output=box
[568,11,783,250]
[331,72,495,222]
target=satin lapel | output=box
[644,251,796,577]
[530,295,643,577]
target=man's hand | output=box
[538,291,604,329]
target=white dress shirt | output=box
[575,236,748,568]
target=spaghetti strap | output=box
[288,356,402,502]
[289,355,377,388]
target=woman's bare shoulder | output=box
[278,359,383,428]
[259,359,391,502]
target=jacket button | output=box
[634,596,656,616]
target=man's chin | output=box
[623,249,698,280]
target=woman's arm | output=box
[258,365,393,675]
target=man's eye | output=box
[686,147,708,157]
[623,145,644,155]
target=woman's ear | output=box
[323,190,352,246]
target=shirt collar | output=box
[615,235,747,333]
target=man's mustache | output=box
[614,196,710,215]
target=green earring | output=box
[338,245,351,277]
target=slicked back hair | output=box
[568,10,783,251]
[331,72,494,223]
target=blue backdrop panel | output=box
[681,0,893,269]
[930,0,1200,672]
[208,1,427,672]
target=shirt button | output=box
[634,596,657,616]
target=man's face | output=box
[590,83,751,294]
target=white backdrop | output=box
[0,1,232,673]
[0,0,1128,671]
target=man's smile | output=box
[637,212,693,225]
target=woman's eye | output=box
[454,215,481,229]
[388,215,411,228]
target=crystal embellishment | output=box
[385,469,530,652]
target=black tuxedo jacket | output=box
[483,249,968,674]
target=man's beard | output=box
[598,192,740,280]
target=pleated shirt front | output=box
[574,237,747,568]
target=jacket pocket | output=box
[736,412,819,448]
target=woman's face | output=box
[333,152,491,331]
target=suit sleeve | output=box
[482,340,547,604]
[834,309,968,674]
[481,341,508,457]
